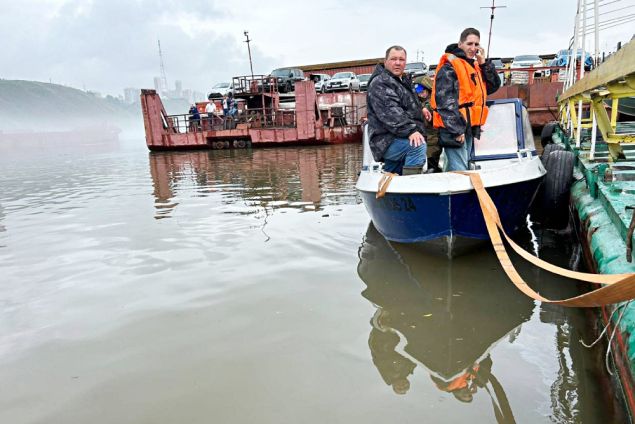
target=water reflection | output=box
[148,146,362,219]
[0,205,5,238]
[358,223,534,420]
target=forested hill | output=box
[0,80,189,132]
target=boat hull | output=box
[358,176,542,255]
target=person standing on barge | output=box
[431,28,500,171]
[205,99,218,129]
[188,104,200,131]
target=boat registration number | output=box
[376,196,416,212]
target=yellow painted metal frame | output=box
[558,41,635,160]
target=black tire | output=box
[541,150,575,229]
[541,143,565,164]
[541,122,559,147]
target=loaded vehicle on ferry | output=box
[140,73,367,150]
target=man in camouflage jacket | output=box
[367,46,427,175]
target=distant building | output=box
[174,80,182,98]
[153,76,166,94]
[124,87,140,104]
[148,78,203,102]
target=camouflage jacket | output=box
[433,44,501,138]
[367,64,426,162]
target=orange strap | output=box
[461,171,635,307]
[376,173,397,199]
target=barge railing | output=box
[558,40,635,161]
[169,104,366,135]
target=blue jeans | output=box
[444,132,473,171]
[383,138,427,174]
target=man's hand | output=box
[409,131,426,147]
[476,47,486,65]
[455,134,466,144]
[422,107,432,122]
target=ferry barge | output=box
[140,76,366,151]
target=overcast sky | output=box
[1,0,632,96]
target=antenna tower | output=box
[480,0,507,58]
[244,31,254,78]
[157,39,168,93]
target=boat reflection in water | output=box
[357,223,534,417]
[147,146,362,219]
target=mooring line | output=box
[460,171,635,307]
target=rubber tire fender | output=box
[541,143,565,164]
[542,150,575,228]
[541,122,559,147]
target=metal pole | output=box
[486,0,494,58]
[567,0,581,90]
[244,31,254,78]
[593,0,599,67]
[575,0,586,148]
[590,108,597,160]
[580,0,586,80]
[480,0,507,58]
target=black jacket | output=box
[433,44,500,139]
[367,64,426,162]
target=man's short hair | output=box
[385,45,407,59]
[460,28,480,42]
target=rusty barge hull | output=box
[142,126,361,151]
[489,80,563,128]
[141,80,365,151]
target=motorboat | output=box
[356,98,546,257]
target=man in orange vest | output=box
[431,28,501,171]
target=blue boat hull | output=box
[360,177,542,249]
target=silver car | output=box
[325,72,360,92]
[510,54,544,83]
[311,74,331,93]
[358,74,371,91]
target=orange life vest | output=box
[435,364,480,392]
[431,53,489,130]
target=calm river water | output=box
[0,136,626,423]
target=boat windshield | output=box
[475,102,520,156]
[332,72,353,79]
